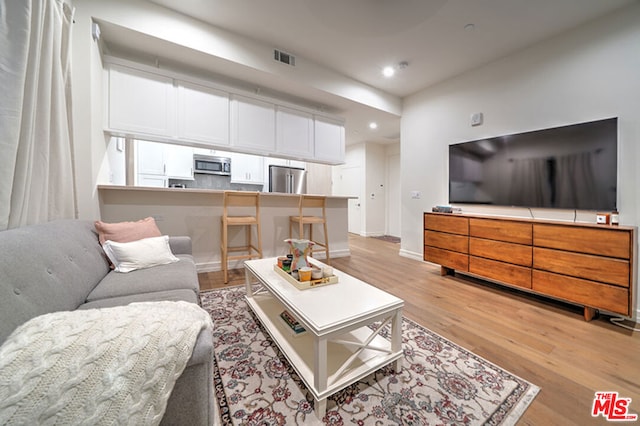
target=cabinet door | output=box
[165,144,194,180]
[137,174,167,188]
[177,81,229,146]
[276,106,313,158]
[231,152,265,184]
[136,140,165,175]
[230,95,276,153]
[314,115,345,164]
[108,64,176,137]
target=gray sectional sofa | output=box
[0,219,214,425]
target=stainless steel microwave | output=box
[193,154,231,176]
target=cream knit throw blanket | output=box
[0,301,213,425]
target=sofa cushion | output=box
[94,216,161,245]
[78,289,198,310]
[103,235,179,273]
[86,255,198,302]
[0,220,110,344]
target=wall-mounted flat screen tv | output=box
[449,118,617,211]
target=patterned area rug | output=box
[201,287,539,425]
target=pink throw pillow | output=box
[94,217,162,246]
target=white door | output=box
[387,153,401,237]
[335,166,361,235]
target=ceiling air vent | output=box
[274,49,295,66]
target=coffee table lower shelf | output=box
[245,293,402,417]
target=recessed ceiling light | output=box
[382,66,395,78]
[369,122,378,130]
[464,23,475,32]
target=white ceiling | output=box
[101,0,636,145]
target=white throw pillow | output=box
[102,235,179,273]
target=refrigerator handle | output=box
[287,173,293,193]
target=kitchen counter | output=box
[97,185,353,199]
[97,185,351,272]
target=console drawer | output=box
[533,247,629,287]
[534,224,631,259]
[469,256,531,289]
[425,230,468,253]
[425,214,468,236]
[469,237,532,267]
[470,218,532,245]
[424,246,468,271]
[532,270,629,315]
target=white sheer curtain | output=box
[508,157,551,208]
[555,152,597,209]
[0,0,76,231]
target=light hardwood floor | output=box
[198,234,640,425]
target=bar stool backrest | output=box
[223,191,260,217]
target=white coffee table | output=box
[244,257,404,419]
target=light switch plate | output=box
[471,112,483,126]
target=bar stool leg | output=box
[221,219,228,283]
[323,220,330,264]
[256,220,263,259]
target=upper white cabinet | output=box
[276,106,313,158]
[230,152,264,185]
[177,81,229,146]
[230,95,276,153]
[104,58,345,165]
[108,64,176,137]
[314,115,345,164]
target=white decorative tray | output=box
[273,265,339,290]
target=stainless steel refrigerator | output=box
[268,165,307,194]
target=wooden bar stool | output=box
[289,195,330,264]
[221,191,262,283]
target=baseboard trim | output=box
[195,249,351,273]
[399,249,423,262]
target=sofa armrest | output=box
[168,236,192,256]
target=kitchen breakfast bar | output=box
[97,185,351,272]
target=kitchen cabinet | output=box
[165,144,194,180]
[230,94,276,153]
[177,81,230,146]
[137,174,167,188]
[314,115,345,164]
[135,140,193,187]
[136,140,166,176]
[104,58,346,165]
[230,152,264,185]
[276,106,313,158]
[107,64,176,137]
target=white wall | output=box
[401,3,640,313]
[385,144,401,237]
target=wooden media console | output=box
[423,212,636,321]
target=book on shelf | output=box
[280,310,306,334]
